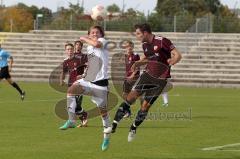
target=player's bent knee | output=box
[126,90,140,104]
[67,84,83,95]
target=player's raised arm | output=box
[80,36,103,48]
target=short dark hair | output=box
[65,43,74,49]
[88,25,105,37]
[126,40,134,48]
[74,40,83,47]
[134,23,152,34]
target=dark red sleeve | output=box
[62,61,68,73]
[162,38,175,53]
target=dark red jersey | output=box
[63,53,88,86]
[142,35,174,78]
[125,52,140,78]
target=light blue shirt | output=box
[0,49,11,68]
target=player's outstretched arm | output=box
[131,54,148,72]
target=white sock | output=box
[68,112,76,123]
[162,92,168,104]
[104,133,110,139]
[102,114,111,139]
[102,114,111,128]
[67,96,77,123]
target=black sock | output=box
[113,101,131,123]
[130,124,137,131]
[133,109,148,127]
[75,95,83,114]
[111,122,118,133]
[11,82,23,95]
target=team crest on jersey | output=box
[145,48,148,52]
[155,52,160,56]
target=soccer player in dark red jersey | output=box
[59,43,88,128]
[74,40,83,55]
[120,41,141,118]
[111,23,182,142]
[73,40,89,127]
[122,41,140,100]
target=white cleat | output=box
[128,129,136,142]
[103,127,112,134]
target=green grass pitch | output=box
[0,81,240,159]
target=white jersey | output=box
[85,38,109,82]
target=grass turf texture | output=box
[0,81,240,159]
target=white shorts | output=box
[75,79,108,108]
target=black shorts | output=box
[0,66,11,79]
[123,79,137,94]
[132,72,167,98]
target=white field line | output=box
[202,143,240,151]
[0,99,60,104]
[220,150,240,152]
[170,94,240,99]
[0,93,239,104]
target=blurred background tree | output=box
[0,0,240,33]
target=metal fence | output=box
[36,14,240,33]
[1,13,240,33]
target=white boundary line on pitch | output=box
[0,99,60,104]
[202,143,240,151]
[170,94,240,99]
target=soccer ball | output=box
[91,5,107,21]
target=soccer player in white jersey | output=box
[59,25,112,151]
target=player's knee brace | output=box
[134,109,148,127]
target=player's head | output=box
[125,41,134,54]
[65,43,74,57]
[88,25,105,39]
[134,23,152,42]
[74,40,83,52]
